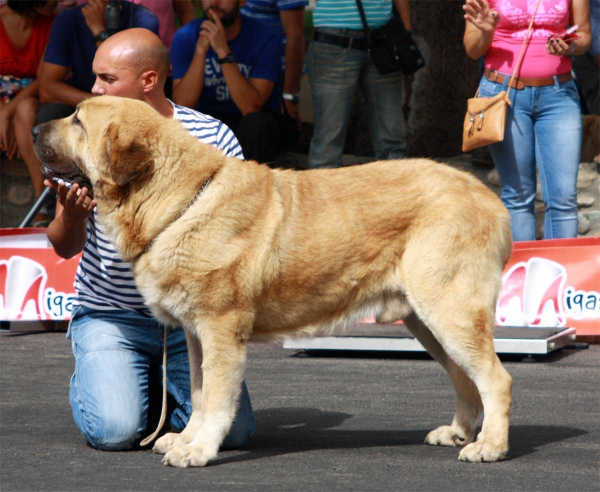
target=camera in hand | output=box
[105,0,122,36]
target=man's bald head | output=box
[96,28,170,85]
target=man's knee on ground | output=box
[220,386,255,450]
[220,421,254,450]
[75,410,145,451]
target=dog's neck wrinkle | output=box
[118,162,222,262]
[94,176,156,260]
[94,142,226,263]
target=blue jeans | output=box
[67,306,254,451]
[307,28,406,169]
[478,75,582,241]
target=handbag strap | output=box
[355,0,373,46]
[355,0,370,32]
[505,0,543,98]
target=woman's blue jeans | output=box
[67,306,254,451]
[307,28,407,169]
[478,74,582,241]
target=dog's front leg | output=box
[154,329,204,454]
[162,313,250,467]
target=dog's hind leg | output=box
[162,312,251,467]
[402,312,482,448]
[400,226,513,462]
[412,303,512,462]
[154,330,204,455]
[455,322,512,463]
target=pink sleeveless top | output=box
[485,0,572,78]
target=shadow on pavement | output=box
[210,407,587,466]
[506,425,589,460]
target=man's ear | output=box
[141,70,159,93]
[107,123,154,186]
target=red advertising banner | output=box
[0,229,80,321]
[1,229,599,336]
[495,237,600,337]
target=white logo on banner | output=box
[0,256,75,321]
[496,257,567,327]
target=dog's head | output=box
[33,96,159,194]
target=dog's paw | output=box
[425,425,472,447]
[162,444,217,468]
[458,441,507,462]
[153,432,184,455]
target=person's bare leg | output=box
[14,98,45,198]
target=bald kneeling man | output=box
[44,29,254,452]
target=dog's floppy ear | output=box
[107,123,154,186]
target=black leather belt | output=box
[313,30,368,51]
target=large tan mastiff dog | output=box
[34,96,513,467]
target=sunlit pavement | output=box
[1,331,598,492]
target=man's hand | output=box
[45,179,96,222]
[200,11,230,59]
[195,29,210,56]
[82,0,107,37]
[463,0,500,33]
[45,179,94,258]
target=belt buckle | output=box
[488,69,499,83]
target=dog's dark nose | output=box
[32,125,41,142]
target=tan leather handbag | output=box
[462,0,542,153]
[462,90,511,152]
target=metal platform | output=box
[282,323,577,355]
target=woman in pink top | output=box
[463,0,590,241]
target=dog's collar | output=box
[138,176,212,258]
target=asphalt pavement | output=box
[1,331,599,492]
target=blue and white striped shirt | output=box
[313,0,393,30]
[73,101,244,316]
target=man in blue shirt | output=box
[171,0,285,165]
[17,1,158,226]
[37,0,159,121]
[14,1,157,226]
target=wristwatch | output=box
[282,93,300,104]
[94,31,111,43]
[217,52,236,65]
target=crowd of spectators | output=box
[2,0,313,221]
[1,0,597,236]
